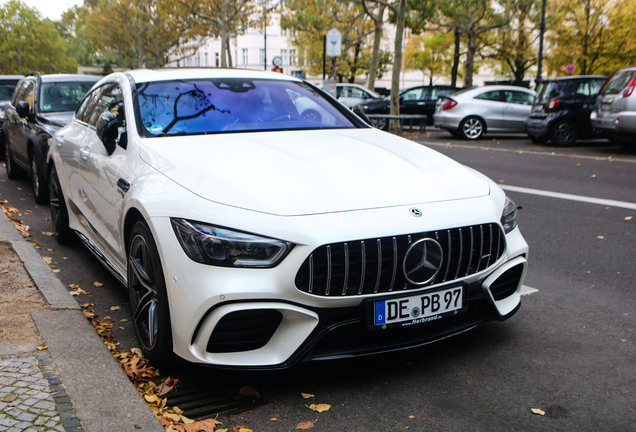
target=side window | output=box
[430,88,453,99]
[75,89,98,123]
[475,91,502,102]
[402,88,423,101]
[503,90,534,105]
[15,80,35,109]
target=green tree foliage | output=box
[0,0,77,74]
[281,0,376,81]
[546,0,621,75]
[80,0,209,69]
[404,32,454,85]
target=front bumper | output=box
[151,197,529,369]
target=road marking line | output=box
[501,185,636,210]
[520,285,539,296]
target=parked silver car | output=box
[434,85,536,139]
[591,67,636,145]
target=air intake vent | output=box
[489,263,524,300]
[207,309,282,353]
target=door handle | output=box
[80,147,90,160]
[55,136,64,147]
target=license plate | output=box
[372,286,463,328]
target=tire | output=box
[48,165,75,244]
[5,145,25,180]
[0,130,5,161]
[371,117,389,131]
[127,221,174,365]
[301,109,321,123]
[528,134,548,144]
[459,117,485,140]
[550,120,577,146]
[31,153,49,205]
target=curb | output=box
[0,209,163,432]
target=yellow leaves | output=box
[41,231,55,236]
[70,285,89,296]
[43,256,53,265]
[94,281,104,287]
[109,305,121,311]
[625,216,633,221]
[301,393,314,399]
[0,203,30,239]
[37,345,47,350]
[296,420,314,430]
[597,235,605,240]
[232,427,252,432]
[531,408,546,416]
[309,403,331,413]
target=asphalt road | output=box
[1,130,634,431]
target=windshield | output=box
[535,79,606,104]
[39,82,96,113]
[0,81,18,101]
[136,78,357,137]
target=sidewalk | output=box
[0,211,163,432]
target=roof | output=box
[38,74,101,83]
[539,75,608,82]
[123,68,302,84]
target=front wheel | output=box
[31,154,49,205]
[128,221,173,365]
[459,117,485,140]
[48,165,74,244]
[550,120,577,146]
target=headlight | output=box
[171,218,293,268]
[501,197,518,234]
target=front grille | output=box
[295,223,505,297]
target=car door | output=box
[473,90,506,130]
[5,78,35,167]
[502,90,534,132]
[400,87,427,115]
[72,83,130,269]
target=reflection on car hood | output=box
[39,112,74,128]
[140,129,490,216]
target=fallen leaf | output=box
[297,421,314,430]
[301,393,315,399]
[43,256,53,265]
[37,345,47,350]
[408,415,415,419]
[590,174,597,178]
[625,216,633,221]
[309,403,331,412]
[531,408,545,416]
[1,269,8,274]
[109,305,121,311]
[80,302,95,308]
[184,418,222,431]
[597,236,605,240]
[42,231,54,236]
[232,427,253,432]
[53,269,61,273]
[270,418,278,421]
[94,281,104,287]
[70,286,89,296]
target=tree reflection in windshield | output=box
[136,79,355,137]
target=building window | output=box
[281,49,288,65]
[259,48,265,66]
[205,52,209,67]
[290,49,296,65]
[215,52,220,67]
[242,48,248,65]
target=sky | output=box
[0,0,83,21]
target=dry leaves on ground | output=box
[296,420,314,430]
[309,403,331,413]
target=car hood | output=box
[38,112,74,128]
[139,129,491,216]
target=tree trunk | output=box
[464,32,476,87]
[389,0,407,134]
[451,29,460,88]
[367,3,386,92]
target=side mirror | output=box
[16,101,30,118]
[96,111,118,155]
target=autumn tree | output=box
[81,0,208,69]
[183,0,266,68]
[0,0,77,74]
[281,0,374,80]
[546,0,633,75]
[404,32,454,85]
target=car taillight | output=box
[547,98,559,111]
[442,100,457,110]
[622,73,636,97]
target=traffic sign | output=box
[326,29,342,57]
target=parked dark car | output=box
[525,75,607,146]
[3,72,99,203]
[357,84,460,130]
[0,75,23,160]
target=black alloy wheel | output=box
[460,116,485,140]
[127,221,173,365]
[550,120,577,146]
[48,166,74,244]
[5,145,24,180]
[31,153,49,204]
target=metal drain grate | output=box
[164,373,265,420]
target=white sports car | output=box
[47,69,528,368]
